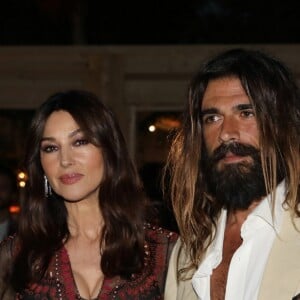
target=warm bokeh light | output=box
[18,181,26,188]
[17,171,26,180]
[17,171,28,189]
[148,125,156,132]
[9,205,20,214]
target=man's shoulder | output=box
[258,209,300,299]
[168,238,197,276]
[165,238,198,300]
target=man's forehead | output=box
[201,77,250,109]
[205,77,245,96]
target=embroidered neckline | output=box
[51,224,171,299]
[54,247,123,299]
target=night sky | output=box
[0,0,299,45]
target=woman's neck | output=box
[65,200,104,241]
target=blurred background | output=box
[1,0,299,45]
[0,0,299,235]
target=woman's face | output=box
[40,110,105,203]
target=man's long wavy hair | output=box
[10,90,146,290]
[165,48,300,277]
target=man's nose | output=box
[218,117,240,143]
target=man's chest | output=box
[210,227,242,300]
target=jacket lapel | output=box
[165,239,198,300]
[259,209,300,299]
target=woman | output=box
[0,90,177,299]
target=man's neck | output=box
[226,199,262,228]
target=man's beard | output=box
[203,142,267,211]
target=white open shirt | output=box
[192,181,286,300]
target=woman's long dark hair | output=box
[11,90,146,290]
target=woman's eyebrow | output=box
[41,128,82,142]
[69,128,82,138]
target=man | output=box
[164,48,300,300]
[0,165,17,241]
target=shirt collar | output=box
[245,180,286,233]
[193,180,286,278]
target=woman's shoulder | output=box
[135,223,178,296]
[144,222,178,245]
[0,234,18,272]
[0,234,17,256]
[0,235,18,298]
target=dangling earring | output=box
[44,175,52,197]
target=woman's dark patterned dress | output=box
[0,224,178,299]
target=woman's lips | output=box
[59,173,83,184]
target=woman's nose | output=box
[60,149,74,167]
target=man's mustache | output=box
[212,142,260,162]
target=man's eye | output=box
[203,115,220,124]
[41,145,57,153]
[241,110,255,118]
[74,139,89,146]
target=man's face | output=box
[201,77,259,168]
[201,77,266,210]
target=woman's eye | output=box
[41,145,57,153]
[74,139,89,146]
